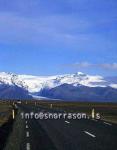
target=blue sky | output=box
[0,0,117,76]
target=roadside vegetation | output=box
[0,101,12,126]
[27,100,117,124]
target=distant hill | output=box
[0,84,32,100]
[38,83,117,102]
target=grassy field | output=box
[0,100,117,124]
[27,100,117,124]
[0,101,12,126]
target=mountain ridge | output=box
[0,72,117,101]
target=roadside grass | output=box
[33,101,117,124]
[0,102,12,126]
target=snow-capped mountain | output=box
[0,72,31,100]
[0,72,28,89]
[0,71,117,93]
[17,72,117,92]
[0,72,117,101]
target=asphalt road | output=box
[5,104,117,150]
[0,118,13,150]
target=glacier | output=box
[0,71,117,94]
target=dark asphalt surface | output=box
[6,104,117,150]
[0,118,13,150]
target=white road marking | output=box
[92,119,98,122]
[104,122,112,126]
[26,143,30,150]
[65,121,70,124]
[26,125,29,129]
[84,131,96,138]
[26,131,30,137]
[26,121,27,124]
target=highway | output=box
[4,104,117,150]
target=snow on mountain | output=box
[0,72,117,93]
[110,84,117,89]
[18,74,59,93]
[0,72,28,89]
[19,72,109,93]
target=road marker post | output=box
[92,108,95,119]
[50,104,53,109]
[12,109,15,119]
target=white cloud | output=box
[64,62,117,70]
[100,63,117,70]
